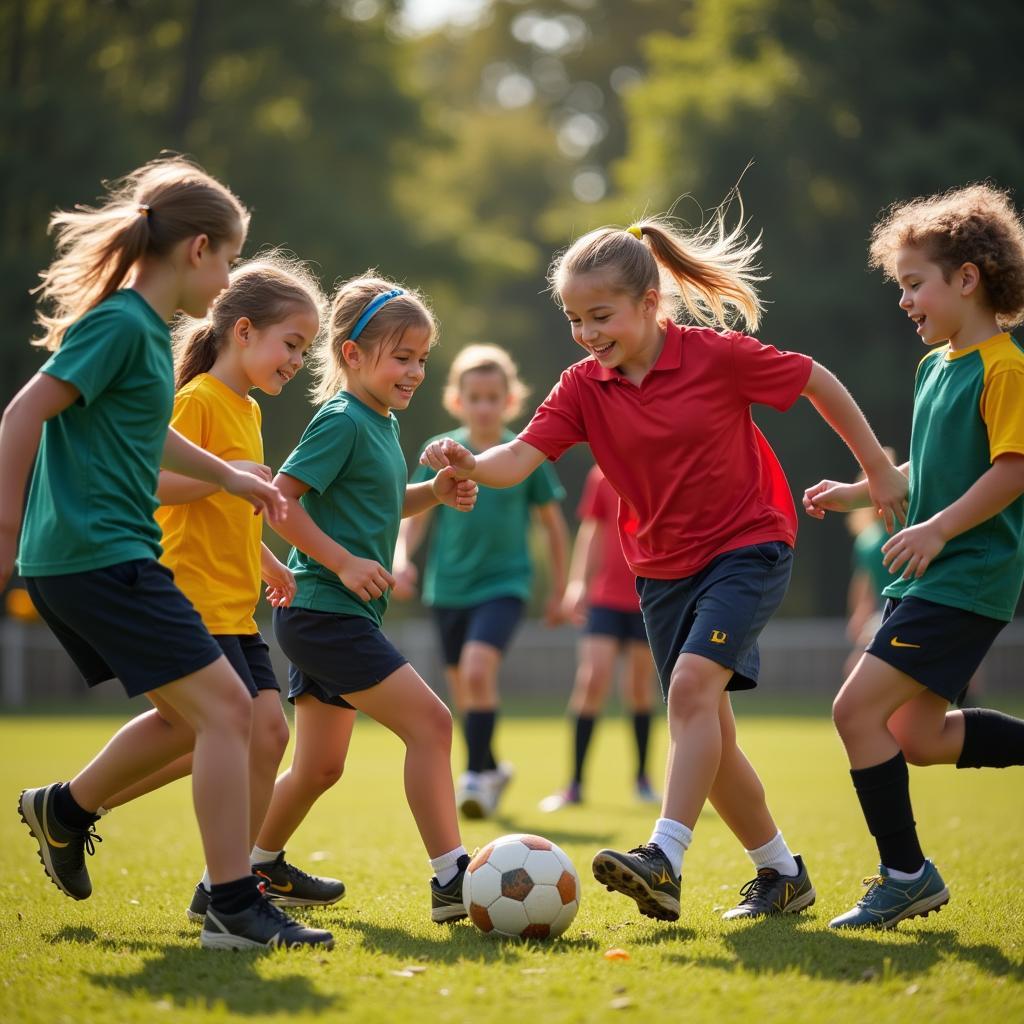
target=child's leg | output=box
[255,695,355,853]
[623,639,655,784]
[459,641,502,773]
[568,635,617,785]
[247,690,290,846]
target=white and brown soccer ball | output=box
[462,833,580,939]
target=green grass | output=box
[1,709,1022,1023]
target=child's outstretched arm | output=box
[803,461,911,520]
[883,452,1024,580]
[535,502,569,626]
[562,518,600,625]
[270,472,395,603]
[0,373,81,589]
[801,363,908,531]
[157,460,272,505]
[402,473,478,518]
[419,437,547,488]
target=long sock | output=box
[251,845,283,866]
[957,708,1024,768]
[210,874,262,914]
[465,711,496,774]
[632,712,651,779]
[649,817,692,878]
[483,710,499,772]
[745,830,799,877]
[54,783,97,829]
[430,845,468,886]
[572,715,596,785]
[850,752,925,874]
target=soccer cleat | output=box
[635,775,659,804]
[538,782,582,813]
[481,761,514,815]
[829,860,949,930]
[201,892,335,950]
[592,843,681,921]
[457,772,488,820]
[18,784,102,901]
[253,852,346,907]
[187,881,211,923]
[722,855,816,919]
[430,854,470,923]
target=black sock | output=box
[850,752,925,874]
[210,874,262,914]
[572,715,596,786]
[465,710,496,774]
[957,708,1024,768]
[53,782,97,830]
[632,711,651,779]
[483,710,499,772]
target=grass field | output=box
[1,705,1022,1023]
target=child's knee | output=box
[667,664,718,722]
[421,699,453,748]
[254,707,290,763]
[887,720,934,766]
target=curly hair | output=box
[869,184,1024,328]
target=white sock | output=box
[746,831,799,877]
[649,817,692,878]
[199,867,211,891]
[886,863,926,881]
[95,805,110,817]
[251,845,283,866]
[430,845,468,886]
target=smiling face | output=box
[240,305,319,396]
[345,325,433,415]
[894,246,972,347]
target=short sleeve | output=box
[167,388,211,449]
[980,368,1024,461]
[518,368,587,460]
[729,332,813,411]
[40,306,141,405]
[279,407,358,494]
[576,466,606,521]
[526,459,565,506]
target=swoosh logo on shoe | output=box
[270,881,293,893]
[40,793,69,849]
[890,637,921,649]
[652,868,672,887]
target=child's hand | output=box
[865,463,909,533]
[336,552,396,603]
[262,557,296,608]
[543,593,566,627]
[802,479,862,518]
[229,459,272,482]
[392,562,418,601]
[561,580,587,626]
[420,438,477,478]
[432,468,478,511]
[223,467,288,524]
[882,517,946,580]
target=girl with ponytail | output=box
[1,158,332,950]
[421,199,906,926]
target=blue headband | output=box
[350,289,405,340]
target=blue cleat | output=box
[829,860,949,930]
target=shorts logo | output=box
[710,629,728,645]
[890,636,922,649]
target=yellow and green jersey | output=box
[884,333,1024,620]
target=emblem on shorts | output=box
[710,629,728,645]
[889,636,922,649]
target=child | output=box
[94,253,346,921]
[256,273,479,923]
[539,463,658,812]
[804,183,1024,930]
[394,343,568,819]
[1,157,332,949]
[421,208,907,923]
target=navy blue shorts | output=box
[638,541,793,699]
[274,606,407,710]
[26,559,223,699]
[865,596,1005,703]
[585,605,648,644]
[214,633,280,697]
[432,596,525,667]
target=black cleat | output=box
[722,855,816,919]
[18,784,102,901]
[187,882,211,923]
[430,854,470,923]
[254,852,346,908]
[200,893,335,950]
[592,843,681,921]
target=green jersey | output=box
[18,290,173,576]
[884,333,1024,620]
[852,520,891,600]
[411,427,565,608]
[280,392,407,625]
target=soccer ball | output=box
[462,833,580,939]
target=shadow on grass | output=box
[48,925,339,1015]
[671,915,1024,984]
[484,815,615,847]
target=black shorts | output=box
[585,605,648,644]
[638,541,793,699]
[26,559,223,699]
[865,596,1005,702]
[214,633,280,697]
[274,606,407,710]
[432,596,525,667]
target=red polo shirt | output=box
[578,465,641,612]
[519,322,813,580]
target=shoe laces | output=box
[736,868,781,905]
[628,843,668,865]
[82,823,103,857]
[253,891,295,928]
[858,874,886,903]
[278,860,321,886]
